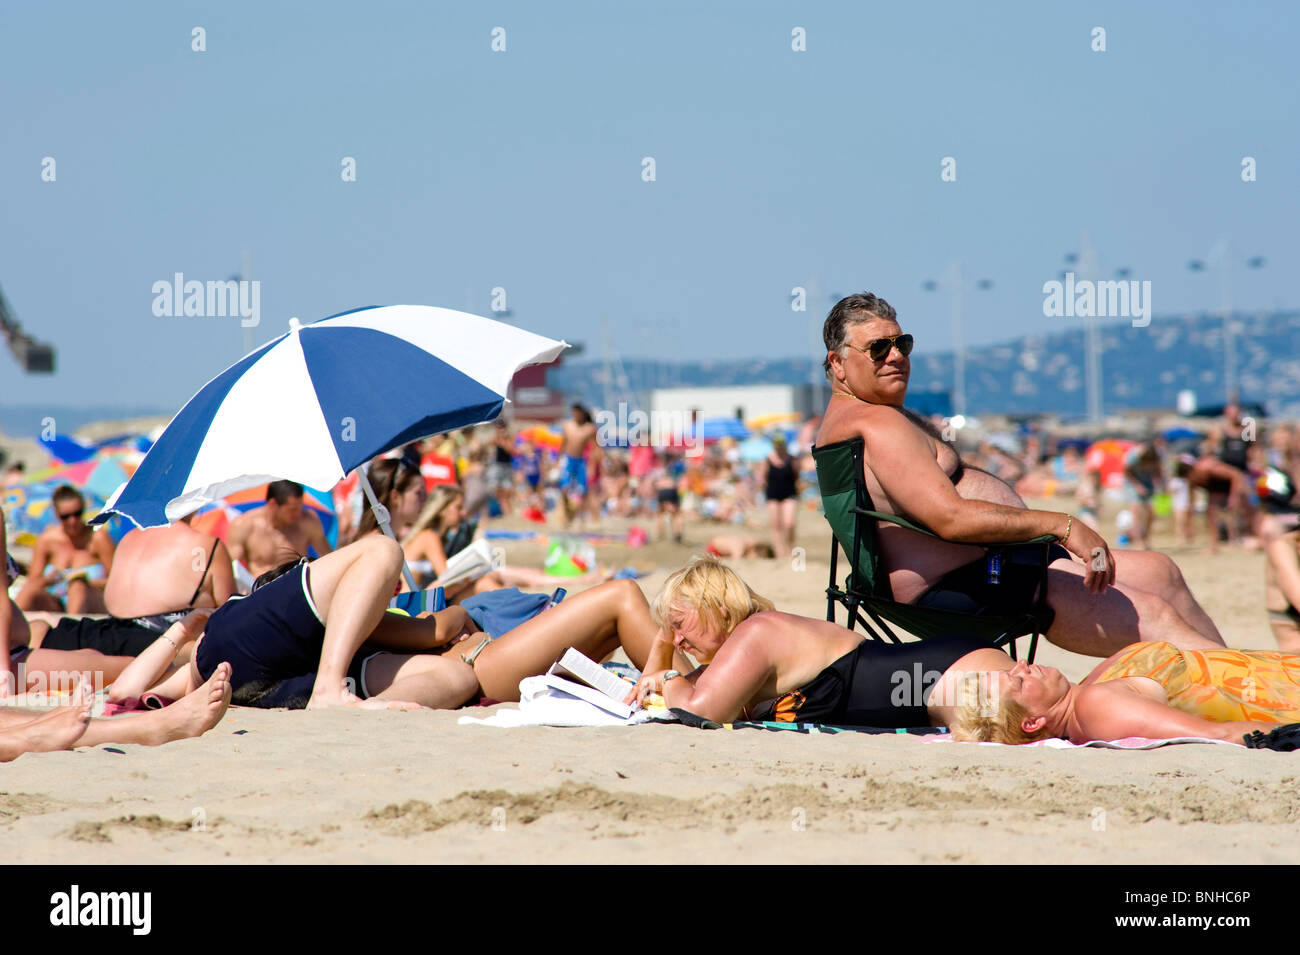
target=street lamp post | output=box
[1061,235,1129,422]
[1188,241,1266,403]
[923,262,992,418]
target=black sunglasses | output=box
[851,333,914,361]
[57,508,84,521]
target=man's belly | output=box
[881,465,1027,603]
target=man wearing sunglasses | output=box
[815,292,1226,658]
[13,484,115,616]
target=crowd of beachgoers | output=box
[6,306,1300,760]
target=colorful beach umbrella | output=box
[698,417,751,442]
[515,425,562,451]
[738,435,774,462]
[95,305,568,529]
[1085,439,1137,490]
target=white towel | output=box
[458,675,676,728]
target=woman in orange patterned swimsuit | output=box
[953,641,1300,746]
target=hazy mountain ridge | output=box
[554,310,1300,418]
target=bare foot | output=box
[19,702,92,753]
[146,662,232,744]
[307,686,420,711]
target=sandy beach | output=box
[3,501,1297,865]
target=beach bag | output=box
[461,587,563,639]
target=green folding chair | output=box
[813,437,1056,661]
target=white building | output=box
[649,384,818,424]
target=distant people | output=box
[227,480,332,582]
[1266,528,1300,653]
[653,452,684,544]
[402,484,482,594]
[1193,403,1257,552]
[1120,439,1165,550]
[760,433,799,558]
[1,506,31,696]
[14,513,238,676]
[558,404,597,527]
[104,513,236,624]
[14,485,115,615]
[2,461,25,489]
[489,420,516,516]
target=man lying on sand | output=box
[817,293,1226,657]
[0,665,231,762]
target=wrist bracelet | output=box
[162,634,178,651]
[1061,514,1073,545]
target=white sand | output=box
[3,504,1296,864]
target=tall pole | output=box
[1218,238,1236,402]
[950,261,966,418]
[1080,232,1102,422]
[810,275,823,414]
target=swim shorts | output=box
[915,543,1069,617]
[40,616,160,657]
[558,455,588,496]
[196,561,328,708]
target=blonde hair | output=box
[651,555,774,640]
[949,672,1050,745]
[401,485,463,546]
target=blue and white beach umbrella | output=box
[96,305,568,529]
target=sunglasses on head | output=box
[851,333,914,361]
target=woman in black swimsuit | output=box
[760,433,799,558]
[414,553,1012,727]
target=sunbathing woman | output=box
[334,556,1030,721]
[951,642,1300,746]
[1265,528,1300,653]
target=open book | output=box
[542,648,636,719]
[431,538,496,590]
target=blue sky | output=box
[2,0,1296,415]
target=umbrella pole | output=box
[358,469,421,593]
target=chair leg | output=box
[864,606,902,644]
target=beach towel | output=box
[460,587,562,639]
[233,560,256,594]
[924,733,1239,749]
[457,675,676,728]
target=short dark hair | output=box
[571,403,592,425]
[266,480,304,504]
[51,484,84,509]
[822,293,899,374]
